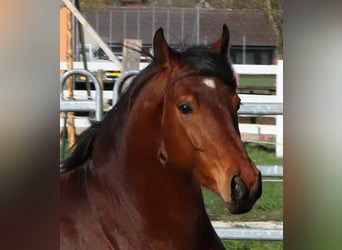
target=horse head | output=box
[153,25,262,214]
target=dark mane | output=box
[181,45,236,91]
[60,45,235,173]
[60,62,160,173]
[60,121,100,172]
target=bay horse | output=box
[60,24,262,250]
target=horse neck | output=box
[121,134,220,248]
[66,73,223,249]
[119,89,209,229]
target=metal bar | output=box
[181,8,184,41]
[167,9,170,42]
[262,179,283,182]
[96,11,99,34]
[123,11,126,41]
[152,9,155,41]
[60,100,97,112]
[137,10,140,39]
[109,10,112,44]
[215,227,283,241]
[60,69,103,121]
[242,35,246,64]
[112,70,139,106]
[196,7,200,45]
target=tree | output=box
[79,0,122,11]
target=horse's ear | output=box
[212,24,230,57]
[153,28,175,66]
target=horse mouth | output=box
[223,172,262,214]
[224,201,253,214]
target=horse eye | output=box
[178,103,194,115]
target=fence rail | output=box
[238,102,283,115]
[60,60,283,157]
[214,227,283,241]
[237,61,283,157]
[257,165,283,177]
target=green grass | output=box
[244,142,283,165]
[239,75,275,87]
[223,240,283,250]
[203,180,282,222]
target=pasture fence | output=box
[234,60,283,157]
[60,60,283,156]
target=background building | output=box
[82,7,277,64]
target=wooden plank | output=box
[61,0,122,68]
[60,61,121,71]
[239,123,280,135]
[233,64,278,75]
[122,39,142,72]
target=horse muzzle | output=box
[224,172,262,214]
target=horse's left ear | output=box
[212,24,230,57]
[153,28,176,66]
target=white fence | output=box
[60,60,283,157]
[215,227,283,241]
[234,60,283,157]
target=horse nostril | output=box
[231,175,248,201]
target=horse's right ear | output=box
[153,28,175,66]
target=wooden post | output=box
[121,39,142,90]
[66,8,76,148]
[122,39,142,72]
[60,7,68,146]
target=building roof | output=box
[83,7,276,47]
